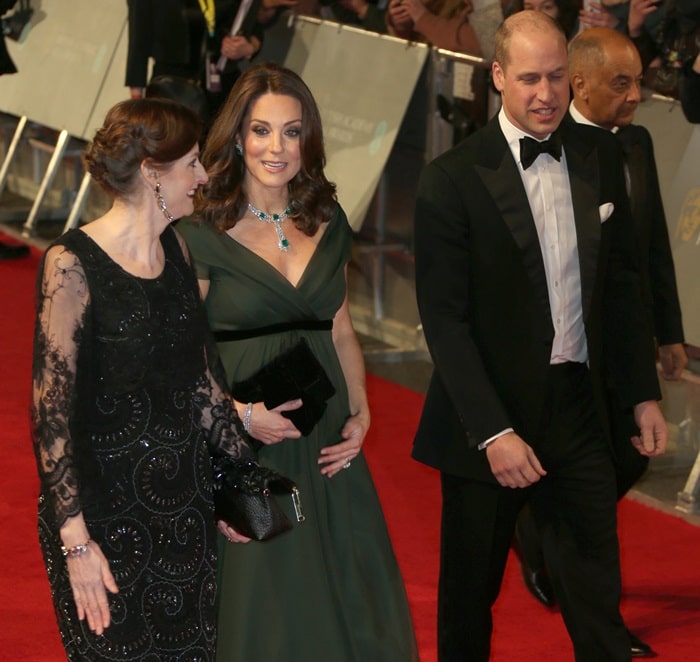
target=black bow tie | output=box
[519,134,562,170]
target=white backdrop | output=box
[0,0,129,140]
[1,9,427,232]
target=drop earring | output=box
[235,143,243,156]
[154,182,175,223]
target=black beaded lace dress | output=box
[30,226,249,661]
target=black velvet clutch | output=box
[231,338,336,437]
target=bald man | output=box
[413,12,667,661]
[514,26,686,658]
[571,26,687,476]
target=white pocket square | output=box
[598,202,614,223]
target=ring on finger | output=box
[342,460,351,469]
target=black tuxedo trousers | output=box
[439,363,630,662]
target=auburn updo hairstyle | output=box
[83,98,203,198]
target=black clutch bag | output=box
[211,455,305,542]
[231,338,336,437]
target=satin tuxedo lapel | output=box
[561,123,602,323]
[615,127,643,220]
[475,122,552,323]
[475,120,602,325]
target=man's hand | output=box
[658,342,687,381]
[485,431,547,488]
[631,400,667,457]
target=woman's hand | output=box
[390,0,427,24]
[387,0,416,37]
[579,3,620,30]
[66,542,119,635]
[318,410,370,478]
[628,0,661,37]
[245,399,303,445]
[217,519,253,544]
[337,0,370,19]
[221,35,256,61]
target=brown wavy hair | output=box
[194,62,337,235]
[83,98,203,198]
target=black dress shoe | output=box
[521,566,557,608]
[0,242,30,259]
[628,629,657,657]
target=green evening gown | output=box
[178,205,418,661]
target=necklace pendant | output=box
[273,220,290,252]
[247,201,292,252]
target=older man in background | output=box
[514,26,687,658]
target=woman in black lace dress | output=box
[30,98,253,661]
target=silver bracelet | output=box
[243,402,253,433]
[61,538,91,559]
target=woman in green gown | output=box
[178,62,418,661]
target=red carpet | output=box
[364,376,700,661]
[2,244,700,661]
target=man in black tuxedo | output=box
[412,11,668,661]
[569,27,687,483]
[513,26,687,658]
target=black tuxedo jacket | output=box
[412,116,661,483]
[614,122,684,345]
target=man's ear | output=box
[492,61,505,94]
[571,73,588,101]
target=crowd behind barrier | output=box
[0,8,698,344]
[0,5,698,336]
[1,5,698,328]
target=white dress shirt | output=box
[479,111,589,450]
[498,109,588,365]
[569,102,629,195]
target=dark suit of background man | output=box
[682,53,700,123]
[569,28,687,387]
[513,26,688,659]
[412,10,668,661]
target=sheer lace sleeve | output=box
[197,372,255,461]
[31,245,89,529]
